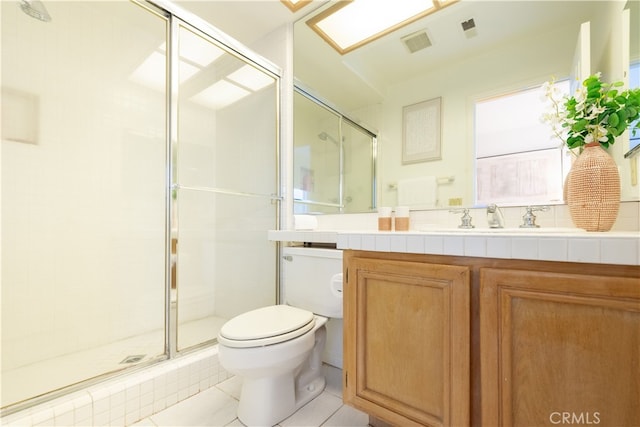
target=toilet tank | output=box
[282,247,343,319]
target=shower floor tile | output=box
[1,315,227,408]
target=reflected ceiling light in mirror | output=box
[307,0,458,55]
[190,80,250,110]
[227,65,274,91]
[130,31,224,92]
[130,50,166,91]
[129,47,200,92]
[179,30,225,68]
[280,0,313,13]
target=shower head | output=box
[20,0,51,22]
[318,132,339,145]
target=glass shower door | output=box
[293,90,341,213]
[174,24,279,350]
[343,120,376,212]
[1,0,168,408]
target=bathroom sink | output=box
[416,226,586,234]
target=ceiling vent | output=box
[401,30,432,54]
[461,18,478,38]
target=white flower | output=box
[585,104,605,121]
[584,124,608,143]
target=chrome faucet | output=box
[519,205,550,228]
[486,204,505,228]
[450,208,475,229]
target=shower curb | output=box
[1,345,229,426]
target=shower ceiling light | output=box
[307,0,458,55]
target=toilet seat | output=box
[218,305,315,348]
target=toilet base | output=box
[235,323,328,426]
[294,375,326,409]
[237,373,325,427]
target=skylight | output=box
[280,0,312,13]
[307,0,458,55]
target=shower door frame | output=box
[144,0,283,358]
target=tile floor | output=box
[131,364,369,427]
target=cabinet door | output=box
[344,257,470,427]
[480,268,640,426]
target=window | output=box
[474,80,571,206]
[629,61,640,149]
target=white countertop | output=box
[268,229,640,266]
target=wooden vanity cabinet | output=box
[343,253,471,427]
[480,268,640,426]
[343,250,640,427]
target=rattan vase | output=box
[565,143,620,231]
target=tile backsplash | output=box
[315,201,640,232]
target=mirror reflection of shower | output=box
[318,131,345,208]
[293,87,377,214]
[318,131,340,146]
[20,0,51,22]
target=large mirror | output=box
[294,0,639,211]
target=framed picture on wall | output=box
[402,97,441,164]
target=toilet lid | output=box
[218,305,315,348]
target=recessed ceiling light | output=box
[307,0,458,55]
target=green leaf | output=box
[572,119,587,132]
[610,126,621,137]
[587,89,601,99]
[608,112,620,127]
[567,136,582,149]
[618,109,629,121]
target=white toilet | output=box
[217,247,343,426]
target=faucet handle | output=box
[520,205,550,228]
[450,208,475,229]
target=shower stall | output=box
[1,0,280,412]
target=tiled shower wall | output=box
[0,346,228,427]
